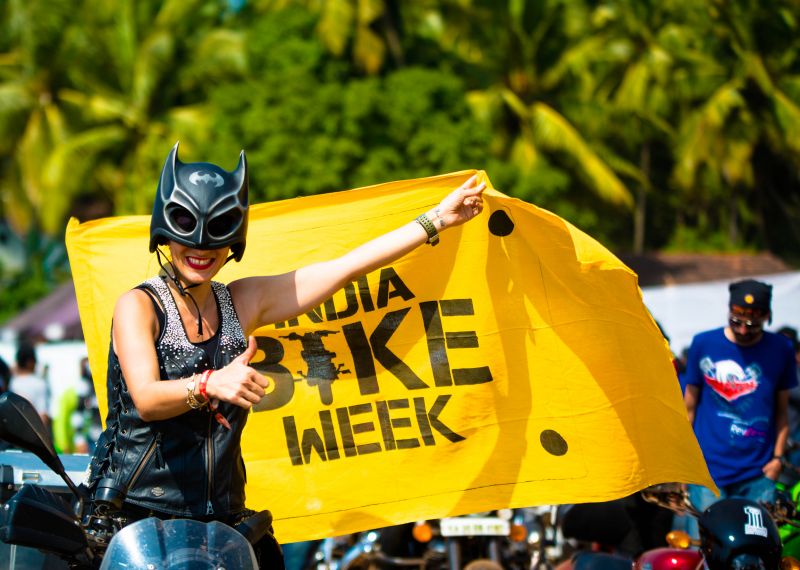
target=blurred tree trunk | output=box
[728,185,738,246]
[633,142,650,254]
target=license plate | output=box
[440,517,510,537]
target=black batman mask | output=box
[149,142,249,261]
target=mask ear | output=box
[160,142,181,200]
[233,150,248,195]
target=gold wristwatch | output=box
[186,379,204,409]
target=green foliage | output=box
[202,8,491,201]
[1,0,800,318]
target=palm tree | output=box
[0,0,249,237]
[577,0,718,251]
[407,0,635,209]
[53,0,250,216]
[275,0,633,209]
[0,0,80,235]
[670,0,800,250]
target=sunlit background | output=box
[0,0,799,445]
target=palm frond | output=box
[194,29,248,77]
[772,90,800,155]
[613,59,651,110]
[155,0,206,28]
[541,35,626,92]
[16,108,48,211]
[58,89,138,125]
[317,0,354,56]
[672,82,744,190]
[164,104,214,137]
[720,138,754,188]
[132,30,176,114]
[40,125,128,233]
[354,26,385,74]
[0,81,35,116]
[531,103,633,208]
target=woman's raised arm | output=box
[231,174,486,334]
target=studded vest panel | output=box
[88,277,249,517]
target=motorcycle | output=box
[558,484,798,570]
[640,484,793,570]
[0,392,272,569]
[411,510,531,570]
[310,510,532,570]
[310,526,447,569]
[774,448,800,559]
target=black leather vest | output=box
[88,277,249,517]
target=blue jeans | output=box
[686,475,776,539]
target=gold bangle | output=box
[186,374,205,409]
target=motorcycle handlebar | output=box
[640,484,700,518]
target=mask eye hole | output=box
[208,212,240,238]
[168,206,197,233]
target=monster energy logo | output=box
[744,506,768,537]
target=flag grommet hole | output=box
[540,429,568,456]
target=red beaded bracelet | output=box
[201,370,231,431]
[198,369,211,403]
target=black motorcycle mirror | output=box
[0,392,84,502]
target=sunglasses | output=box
[729,315,764,330]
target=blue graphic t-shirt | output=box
[684,328,798,486]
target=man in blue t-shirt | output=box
[683,279,798,537]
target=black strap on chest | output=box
[135,282,222,363]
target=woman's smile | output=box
[167,242,230,283]
[185,255,215,270]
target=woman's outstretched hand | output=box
[433,174,486,229]
[205,336,270,409]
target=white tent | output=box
[641,271,800,355]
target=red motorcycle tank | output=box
[634,547,703,570]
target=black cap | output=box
[728,279,772,313]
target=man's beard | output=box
[732,329,762,346]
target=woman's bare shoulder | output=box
[116,287,153,308]
[114,287,159,324]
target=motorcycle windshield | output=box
[99,517,257,570]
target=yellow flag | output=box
[66,171,714,543]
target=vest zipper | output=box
[206,416,215,515]
[128,433,161,490]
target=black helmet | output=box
[698,498,781,570]
[149,142,248,261]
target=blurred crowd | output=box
[0,343,102,455]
